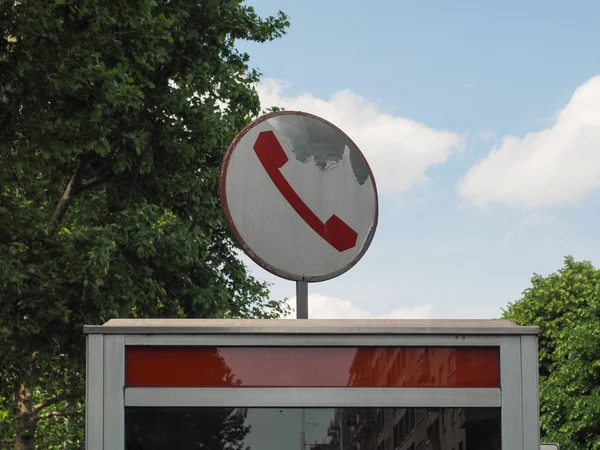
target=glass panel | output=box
[125,407,501,450]
[125,346,500,388]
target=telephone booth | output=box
[84,318,540,450]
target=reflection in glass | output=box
[125,407,501,450]
[126,346,500,388]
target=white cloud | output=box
[458,75,600,208]
[284,293,433,319]
[257,79,465,195]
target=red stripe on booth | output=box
[125,346,500,388]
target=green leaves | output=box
[0,0,289,447]
[504,256,600,450]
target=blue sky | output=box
[234,0,600,319]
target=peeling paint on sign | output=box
[268,115,369,185]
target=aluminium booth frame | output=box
[84,318,540,450]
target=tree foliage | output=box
[503,256,600,450]
[0,0,289,448]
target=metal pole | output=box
[339,409,344,450]
[296,280,308,450]
[301,407,306,450]
[296,281,308,319]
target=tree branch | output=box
[36,409,84,421]
[33,394,81,413]
[32,397,62,413]
[77,171,113,194]
[52,160,84,223]
[51,158,114,224]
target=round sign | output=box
[219,111,378,282]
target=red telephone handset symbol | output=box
[253,131,358,252]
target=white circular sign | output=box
[219,111,378,282]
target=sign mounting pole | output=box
[296,281,308,319]
[219,110,378,321]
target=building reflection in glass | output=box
[335,407,500,450]
[346,347,499,388]
[125,407,501,450]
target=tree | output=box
[503,256,600,450]
[0,0,289,448]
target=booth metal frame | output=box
[84,319,540,450]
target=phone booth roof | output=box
[84,318,538,335]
